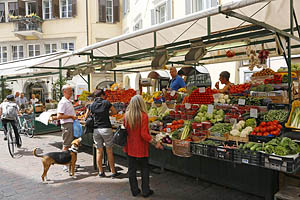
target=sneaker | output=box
[3,136,7,141]
[132,189,141,197]
[98,172,106,177]
[17,143,22,148]
[143,190,154,198]
[111,172,122,178]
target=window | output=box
[0,46,8,63]
[8,2,18,16]
[157,3,166,24]
[0,3,5,23]
[61,42,74,51]
[106,0,113,23]
[28,44,40,57]
[45,44,57,54]
[192,0,203,13]
[133,19,142,31]
[26,1,37,15]
[60,0,72,18]
[186,0,218,15]
[43,0,52,19]
[98,0,120,23]
[12,45,24,60]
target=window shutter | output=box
[98,0,106,22]
[52,0,59,18]
[151,9,155,25]
[36,0,43,18]
[72,0,77,17]
[18,0,25,16]
[166,0,172,20]
[185,0,191,15]
[113,0,120,23]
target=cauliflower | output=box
[219,94,224,99]
[240,126,253,137]
[224,95,229,100]
[214,99,219,104]
[238,120,246,128]
[220,99,226,104]
[226,99,231,104]
[230,129,240,136]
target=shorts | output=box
[93,128,113,149]
[61,122,74,148]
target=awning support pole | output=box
[1,76,5,101]
[293,9,300,38]
[88,50,93,92]
[290,0,294,36]
[287,37,292,104]
[59,59,63,99]
[223,11,300,43]
[114,71,116,82]
[207,16,211,36]
[79,74,88,84]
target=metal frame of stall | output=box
[4,0,300,199]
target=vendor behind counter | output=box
[169,67,186,91]
[215,71,233,94]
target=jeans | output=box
[127,155,150,195]
[2,119,20,145]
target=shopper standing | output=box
[18,93,28,107]
[57,85,77,152]
[124,95,163,197]
[88,89,120,178]
[15,92,20,106]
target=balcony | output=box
[9,15,43,40]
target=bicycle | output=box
[6,121,22,158]
[18,114,34,138]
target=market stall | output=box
[11,0,300,199]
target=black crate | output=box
[215,146,234,161]
[234,149,263,166]
[263,153,300,173]
[249,135,276,143]
[191,143,216,158]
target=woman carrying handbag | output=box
[123,95,163,198]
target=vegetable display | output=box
[180,121,191,140]
[230,120,253,138]
[290,107,300,128]
[214,94,230,104]
[263,110,289,123]
[229,83,251,95]
[210,123,232,136]
[250,120,281,136]
[194,105,225,124]
[239,142,262,152]
[264,137,300,156]
[252,68,275,77]
[186,88,214,104]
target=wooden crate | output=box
[269,96,289,104]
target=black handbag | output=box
[113,126,127,146]
[84,115,94,135]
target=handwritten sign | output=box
[207,105,214,114]
[250,108,258,118]
[185,103,191,109]
[199,87,206,93]
[238,99,246,106]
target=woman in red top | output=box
[124,95,163,198]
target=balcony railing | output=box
[9,15,43,32]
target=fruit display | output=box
[277,63,300,72]
[186,88,214,104]
[252,68,275,77]
[178,88,187,93]
[264,74,282,84]
[78,91,91,101]
[250,120,282,137]
[105,88,136,103]
[142,92,154,103]
[229,83,251,95]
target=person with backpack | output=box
[87,89,121,178]
[0,95,21,147]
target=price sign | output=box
[166,128,171,133]
[185,103,191,109]
[238,99,246,106]
[207,105,214,114]
[250,108,258,118]
[125,87,128,90]
[230,118,237,125]
[213,94,220,99]
[199,87,206,93]
[171,90,176,96]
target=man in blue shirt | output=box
[169,67,186,91]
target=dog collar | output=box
[68,147,78,153]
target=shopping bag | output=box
[73,120,83,138]
[113,125,127,146]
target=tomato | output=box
[274,130,280,136]
[263,132,270,136]
[273,120,279,124]
[178,119,184,124]
[277,124,282,129]
[260,122,267,127]
[250,131,256,136]
[172,120,177,125]
[257,132,263,136]
[163,128,167,132]
[254,127,260,133]
[260,127,266,133]
[267,121,272,126]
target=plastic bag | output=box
[73,120,83,138]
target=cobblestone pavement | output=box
[0,131,263,200]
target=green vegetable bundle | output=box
[210,123,232,136]
[290,107,300,128]
[263,110,289,123]
[246,118,256,128]
[264,137,300,156]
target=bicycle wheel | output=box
[24,120,34,138]
[7,124,16,158]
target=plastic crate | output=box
[172,140,192,157]
[248,135,276,143]
[190,142,216,158]
[234,149,263,166]
[263,153,300,173]
[215,146,234,161]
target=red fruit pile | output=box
[105,89,136,103]
[229,83,251,94]
[187,88,214,105]
[250,120,282,137]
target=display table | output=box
[81,132,279,200]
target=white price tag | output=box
[238,99,246,106]
[250,108,258,118]
[185,103,191,109]
[199,87,206,93]
[166,128,171,133]
[125,87,128,90]
[207,105,214,114]
[213,94,220,99]
[171,90,176,97]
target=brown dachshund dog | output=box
[33,138,81,183]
